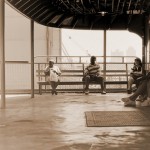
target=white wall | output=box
[2,4,61,92]
[5,4,30,61]
[5,4,50,62]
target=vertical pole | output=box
[46,27,50,62]
[31,20,34,98]
[0,0,5,109]
[142,15,149,72]
[147,15,150,64]
[103,30,107,79]
[149,27,150,63]
[142,36,145,72]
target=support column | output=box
[46,27,50,63]
[103,30,107,80]
[142,36,145,72]
[31,20,34,98]
[149,27,150,63]
[0,0,5,109]
[142,15,149,72]
[148,17,150,64]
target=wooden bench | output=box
[37,80,128,95]
[36,63,130,94]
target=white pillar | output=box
[0,0,5,108]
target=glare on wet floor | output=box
[0,93,150,150]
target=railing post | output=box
[56,56,58,63]
[122,56,124,63]
[0,0,5,109]
[79,56,81,63]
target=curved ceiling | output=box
[6,0,150,37]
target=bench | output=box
[37,80,128,95]
[36,62,131,94]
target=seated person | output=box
[83,56,106,95]
[122,70,150,107]
[44,60,61,95]
[127,57,143,94]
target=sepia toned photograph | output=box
[0,0,150,150]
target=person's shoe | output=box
[124,99,136,107]
[52,90,55,95]
[101,90,106,94]
[140,99,150,107]
[127,89,132,94]
[136,95,146,102]
[85,89,89,95]
[54,91,58,95]
[121,97,130,102]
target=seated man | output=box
[122,71,150,107]
[127,57,143,94]
[83,56,106,95]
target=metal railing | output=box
[34,55,137,64]
[0,56,142,93]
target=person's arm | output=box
[96,64,101,76]
[44,66,50,76]
[84,66,89,76]
[136,71,148,82]
[133,66,142,74]
[56,66,61,76]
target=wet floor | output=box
[0,93,150,150]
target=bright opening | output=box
[61,29,142,59]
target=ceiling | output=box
[6,0,150,37]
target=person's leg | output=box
[46,77,53,94]
[53,81,59,95]
[96,76,106,94]
[122,80,147,106]
[50,81,55,95]
[84,75,90,94]
[129,80,147,101]
[127,76,134,93]
[85,75,90,89]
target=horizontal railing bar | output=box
[5,61,29,63]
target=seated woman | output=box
[127,57,143,94]
[122,70,150,107]
[83,56,106,95]
[44,60,61,95]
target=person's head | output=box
[49,60,54,67]
[90,56,96,65]
[134,57,142,66]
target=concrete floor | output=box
[0,93,150,150]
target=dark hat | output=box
[135,57,141,62]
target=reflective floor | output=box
[0,93,150,150]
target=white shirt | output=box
[45,65,61,82]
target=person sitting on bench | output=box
[44,60,61,95]
[122,68,150,107]
[127,57,143,94]
[83,56,106,95]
